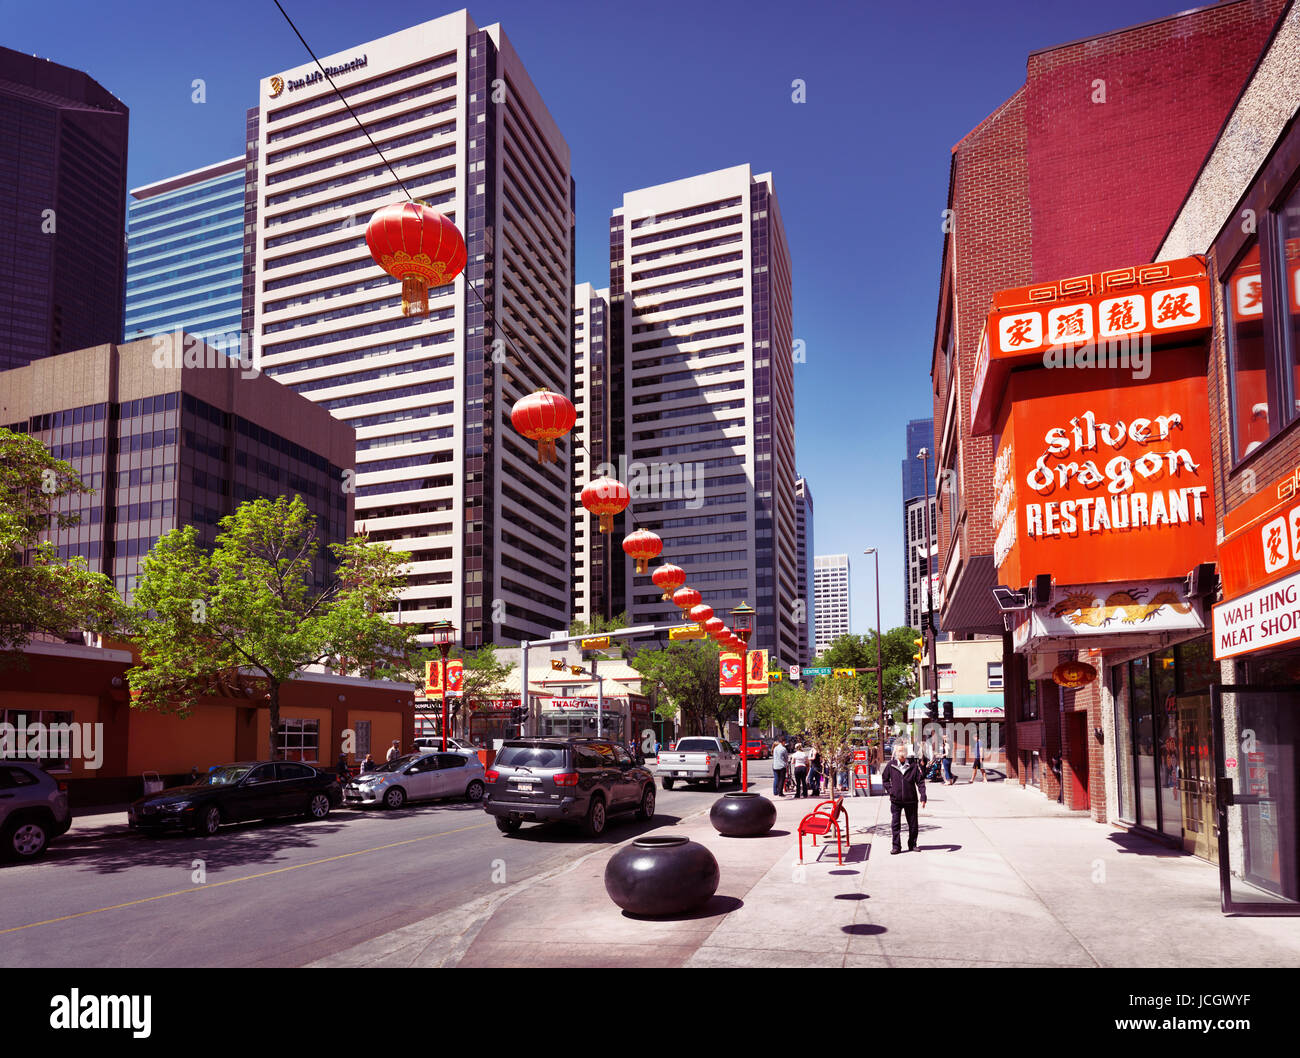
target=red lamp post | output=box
[730,601,755,791]
[429,620,457,747]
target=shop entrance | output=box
[1211,684,1300,915]
[1174,693,1217,862]
[1065,712,1090,810]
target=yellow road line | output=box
[0,820,492,936]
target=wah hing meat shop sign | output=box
[994,356,1216,587]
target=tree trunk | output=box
[267,681,282,761]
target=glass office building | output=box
[124,157,245,350]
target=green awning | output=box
[906,693,1004,720]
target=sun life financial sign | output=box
[281,55,368,94]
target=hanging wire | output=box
[271,0,584,457]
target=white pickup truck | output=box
[657,737,743,791]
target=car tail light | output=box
[553,772,579,787]
[485,770,499,782]
[704,755,712,767]
[56,780,68,792]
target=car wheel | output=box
[306,793,331,820]
[383,786,406,810]
[662,777,674,790]
[197,805,221,837]
[3,817,50,861]
[734,766,744,787]
[709,768,720,792]
[583,796,607,837]
[465,780,485,803]
[635,784,656,822]
[495,817,521,834]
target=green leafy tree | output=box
[820,628,919,730]
[385,643,514,730]
[0,428,124,659]
[569,611,630,657]
[128,495,415,760]
[632,638,732,736]
[754,678,807,736]
[804,678,859,755]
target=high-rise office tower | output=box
[125,158,245,349]
[795,476,813,667]
[250,12,574,648]
[902,417,936,630]
[571,282,611,626]
[0,337,353,598]
[0,47,129,370]
[813,553,850,656]
[609,164,797,663]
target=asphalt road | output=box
[0,759,776,967]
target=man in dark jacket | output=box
[880,741,927,854]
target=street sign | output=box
[788,664,801,680]
[580,636,611,650]
[804,666,832,676]
[670,626,705,640]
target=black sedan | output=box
[128,761,342,837]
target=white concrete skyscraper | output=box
[607,165,797,663]
[248,12,574,648]
[814,553,850,656]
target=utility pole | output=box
[919,448,939,745]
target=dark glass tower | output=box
[0,47,129,369]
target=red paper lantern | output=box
[1052,660,1098,689]
[672,586,701,612]
[652,563,686,601]
[704,617,725,636]
[365,201,466,316]
[688,604,714,628]
[622,529,663,575]
[581,476,629,533]
[511,388,576,464]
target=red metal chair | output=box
[798,797,850,864]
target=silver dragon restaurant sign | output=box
[1012,579,1206,656]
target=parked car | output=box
[413,736,477,755]
[739,738,768,760]
[0,762,72,862]
[346,751,486,809]
[127,761,341,837]
[657,736,743,790]
[483,737,655,837]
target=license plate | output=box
[675,771,689,777]
[516,783,535,793]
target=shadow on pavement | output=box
[36,815,352,875]
[500,813,685,845]
[835,892,870,900]
[842,922,886,935]
[620,894,744,921]
[916,843,961,852]
[1106,831,1187,857]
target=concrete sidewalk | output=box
[319,770,1300,968]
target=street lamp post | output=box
[863,547,884,796]
[429,620,457,747]
[730,601,755,791]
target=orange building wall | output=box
[126,702,238,776]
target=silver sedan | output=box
[345,752,486,810]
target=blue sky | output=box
[3,0,1196,632]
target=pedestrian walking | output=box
[386,740,401,763]
[808,745,823,796]
[941,734,954,786]
[792,743,810,798]
[971,736,986,783]
[771,737,789,797]
[881,742,927,853]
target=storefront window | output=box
[1153,648,1182,838]
[1132,656,1157,828]
[1227,244,1270,462]
[277,718,319,762]
[1112,664,1135,823]
[1177,637,1217,695]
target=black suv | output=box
[483,737,655,837]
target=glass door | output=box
[1211,683,1300,915]
[1175,693,1216,861]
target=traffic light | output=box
[942,701,954,723]
[550,659,564,670]
[926,700,938,722]
[510,705,526,725]
[913,637,924,663]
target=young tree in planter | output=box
[0,428,124,660]
[632,638,729,736]
[128,495,414,760]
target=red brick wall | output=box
[1026,0,1285,282]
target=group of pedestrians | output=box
[770,737,855,799]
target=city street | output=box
[0,761,772,967]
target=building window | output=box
[987,661,1003,689]
[1226,243,1271,461]
[278,718,320,762]
[0,710,75,769]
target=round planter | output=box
[604,836,719,916]
[710,792,777,837]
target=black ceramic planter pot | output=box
[604,836,720,916]
[710,792,777,836]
